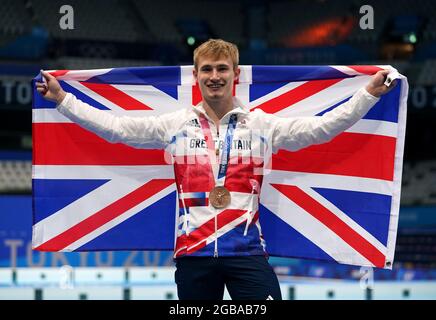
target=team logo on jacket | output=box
[187,118,201,128]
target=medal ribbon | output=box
[199,113,238,187]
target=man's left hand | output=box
[365,69,398,98]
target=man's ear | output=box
[193,68,198,83]
[234,67,241,82]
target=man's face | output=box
[193,55,240,103]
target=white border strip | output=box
[261,170,393,196]
[33,165,174,180]
[384,75,408,269]
[346,119,397,137]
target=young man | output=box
[36,39,396,300]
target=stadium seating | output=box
[416,59,436,85]
[0,1,29,52]
[401,160,436,205]
[56,57,161,70]
[131,0,245,46]
[395,234,436,267]
[268,0,436,47]
[0,160,31,193]
[1,0,435,49]
[0,0,28,39]
[30,0,140,42]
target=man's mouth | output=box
[207,83,224,89]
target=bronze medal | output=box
[209,186,231,209]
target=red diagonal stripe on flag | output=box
[272,132,396,181]
[80,82,153,110]
[250,78,342,114]
[50,70,70,77]
[33,123,168,165]
[347,65,384,75]
[271,184,386,267]
[34,179,175,251]
[175,209,247,255]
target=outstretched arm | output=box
[269,69,398,152]
[35,71,172,149]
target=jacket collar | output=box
[192,97,249,120]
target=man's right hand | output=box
[35,70,67,104]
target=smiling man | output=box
[193,41,240,129]
[36,39,396,300]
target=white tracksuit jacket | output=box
[57,88,379,258]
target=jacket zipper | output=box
[214,123,219,258]
[214,212,218,257]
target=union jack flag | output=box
[31,65,407,269]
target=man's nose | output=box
[210,69,220,80]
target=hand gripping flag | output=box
[32,65,408,269]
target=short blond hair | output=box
[193,39,239,70]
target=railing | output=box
[1,267,436,300]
